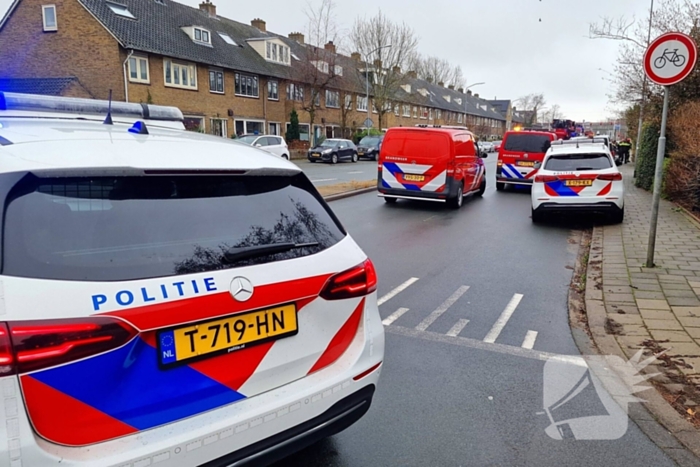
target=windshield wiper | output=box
[575,167,594,171]
[223,242,319,264]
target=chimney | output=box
[251,18,266,32]
[457,87,464,93]
[351,52,361,61]
[199,0,216,17]
[393,65,401,74]
[324,41,336,54]
[288,32,305,44]
[474,93,480,98]
[407,70,417,79]
[467,90,472,96]
[438,81,445,87]
[373,59,383,69]
[448,84,455,90]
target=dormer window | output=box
[312,61,329,74]
[194,27,210,44]
[455,98,462,105]
[106,1,135,19]
[264,41,290,65]
[334,65,343,76]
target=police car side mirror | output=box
[255,143,262,147]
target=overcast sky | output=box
[0,0,655,121]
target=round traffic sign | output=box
[643,32,697,86]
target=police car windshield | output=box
[545,153,613,171]
[504,134,551,153]
[3,173,345,281]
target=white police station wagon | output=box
[0,93,384,466]
[531,137,625,223]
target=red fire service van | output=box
[496,130,556,191]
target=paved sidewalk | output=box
[585,162,700,460]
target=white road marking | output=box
[377,277,419,306]
[483,293,524,344]
[347,171,364,174]
[415,286,470,332]
[382,308,409,326]
[521,330,538,350]
[446,319,469,337]
[310,178,338,183]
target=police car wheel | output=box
[496,182,505,191]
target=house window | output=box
[235,73,259,97]
[403,105,410,117]
[128,56,149,83]
[218,32,237,45]
[209,69,224,93]
[106,2,135,19]
[164,59,197,90]
[266,42,290,65]
[429,109,433,120]
[413,107,418,118]
[183,116,205,133]
[394,104,399,116]
[269,122,280,136]
[313,61,329,74]
[313,92,320,107]
[458,114,463,124]
[268,80,279,100]
[436,109,442,120]
[272,43,278,62]
[193,27,210,44]
[334,65,343,76]
[42,5,57,31]
[344,94,352,110]
[287,83,304,102]
[357,95,368,111]
[286,122,310,141]
[235,120,264,136]
[326,90,339,108]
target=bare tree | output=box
[449,65,466,89]
[295,0,342,145]
[516,93,546,125]
[350,10,418,130]
[414,54,452,83]
[540,104,562,123]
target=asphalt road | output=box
[274,155,679,466]
[293,158,378,186]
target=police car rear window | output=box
[3,174,345,281]
[545,153,613,171]
[503,134,551,153]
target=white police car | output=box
[0,93,384,466]
[531,137,624,223]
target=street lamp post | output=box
[635,0,655,161]
[463,82,485,129]
[365,45,391,133]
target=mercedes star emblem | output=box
[230,277,254,302]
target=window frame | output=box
[193,27,211,45]
[41,4,57,32]
[209,69,224,94]
[402,105,411,117]
[287,83,304,102]
[128,55,150,84]
[356,95,368,112]
[183,115,205,133]
[344,94,352,110]
[234,72,259,98]
[163,59,198,90]
[267,80,279,101]
[325,90,340,109]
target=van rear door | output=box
[380,130,452,193]
[498,133,552,181]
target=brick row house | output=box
[0,0,508,142]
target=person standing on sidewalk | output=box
[618,138,632,164]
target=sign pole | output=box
[646,85,670,268]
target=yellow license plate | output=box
[403,174,425,182]
[517,161,535,167]
[565,179,593,187]
[312,153,321,157]
[158,304,298,366]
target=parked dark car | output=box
[357,135,384,160]
[308,139,359,164]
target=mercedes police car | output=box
[531,137,624,223]
[0,93,384,466]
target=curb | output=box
[577,226,700,466]
[323,186,376,202]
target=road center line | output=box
[382,308,409,326]
[521,330,538,350]
[377,277,419,306]
[310,178,338,183]
[483,293,524,344]
[415,286,470,332]
[446,319,469,337]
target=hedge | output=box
[635,122,661,191]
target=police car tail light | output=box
[320,259,378,301]
[598,173,623,181]
[8,317,138,374]
[534,175,559,183]
[0,324,14,376]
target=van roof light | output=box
[0,92,183,122]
